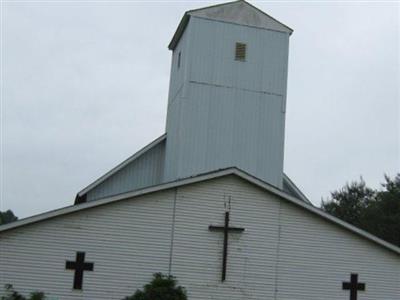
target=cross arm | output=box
[208,225,245,232]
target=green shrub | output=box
[123,273,187,300]
[28,292,45,300]
[1,285,45,300]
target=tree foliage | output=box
[1,285,45,300]
[123,273,187,300]
[0,210,18,225]
[321,174,400,247]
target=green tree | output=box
[0,210,18,225]
[321,174,400,247]
[321,178,376,228]
[362,174,400,246]
[123,273,187,300]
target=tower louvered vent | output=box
[235,43,246,61]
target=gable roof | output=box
[2,167,400,256]
[283,173,311,204]
[75,134,167,203]
[75,133,310,205]
[169,0,293,50]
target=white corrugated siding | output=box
[164,17,289,189]
[170,176,281,299]
[169,176,399,299]
[168,18,191,108]
[0,191,176,300]
[188,17,289,96]
[86,139,166,201]
[277,199,400,299]
[1,176,399,299]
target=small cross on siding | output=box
[342,273,366,300]
[65,252,94,290]
[209,211,244,282]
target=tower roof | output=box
[169,0,293,50]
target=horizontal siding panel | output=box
[1,175,398,299]
[276,195,400,300]
[0,191,175,300]
[171,176,280,300]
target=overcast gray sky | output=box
[2,1,399,218]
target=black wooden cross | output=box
[209,211,244,282]
[66,252,94,290]
[342,273,366,300]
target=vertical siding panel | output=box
[164,17,288,188]
[87,139,166,201]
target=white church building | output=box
[1,1,399,299]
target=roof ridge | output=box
[186,0,242,15]
[168,0,292,50]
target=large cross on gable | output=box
[209,210,245,282]
[65,252,94,290]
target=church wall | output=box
[169,175,399,300]
[0,190,176,299]
[167,18,191,108]
[164,18,192,183]
[188,16,290,97]
[170,175,281,300]
[86,138,166,201]
[166,82,285,187]
[277,198,400,300]
[1,175,398,299]
[164,17,289,189]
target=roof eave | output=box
[168,13,190,50]
[1,167,400,257]
[244,0,293,34]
